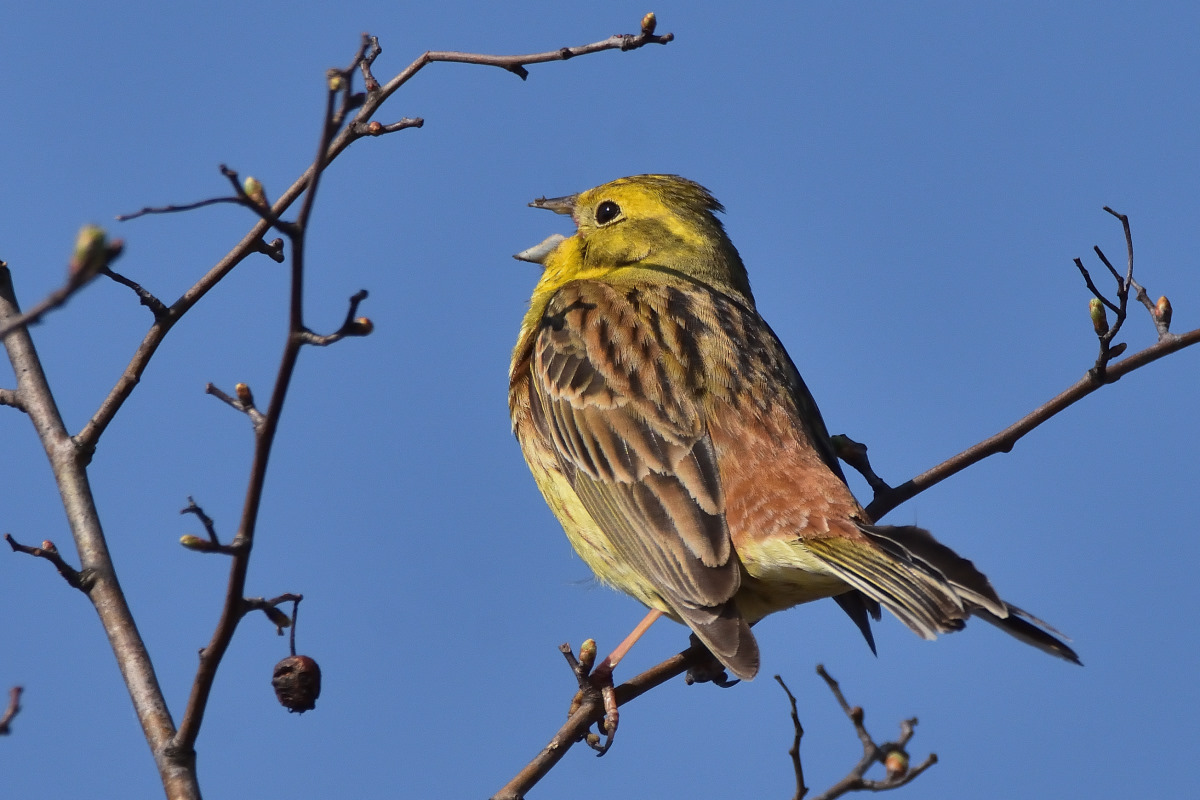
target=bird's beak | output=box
[528,193,577,215]
[513,233,566,265]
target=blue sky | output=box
[3,2,1198,798]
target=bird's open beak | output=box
[528,193,577,215]
[515,192,577,264]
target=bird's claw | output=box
[683,639,740,687]
[561,641,619,755]
[584,664,619,754]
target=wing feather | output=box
[531,280,757,678]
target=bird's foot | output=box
[684,636,740,687]
[560,640,619,755]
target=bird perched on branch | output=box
[509,174,1078,683]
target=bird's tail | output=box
[807,523,1080,664]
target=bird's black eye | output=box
[595,200,621,225]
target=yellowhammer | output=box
[509,174,1077,683]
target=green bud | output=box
[1089,298,1109,335]
[243,176,266,206]
[69,225,109,280]
[578,638,597,673]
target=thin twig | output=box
[78,18,672,458]
[0,230,123,339]
[242,594,303,636]
[867,208,1198,520]
[99,266,168,318]
[0,687,23,735]
[5,534,86,590]
[297,290,372,346]
[492,643,705,800]
[0,267,196,798]
[205,382,266,432]
[865,324,1200,519]
[116,196,245,222]
[170,77,345,756]
[774,675,807,800]
[808,665,937,800]
[181,498,219,544]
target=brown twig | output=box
[177,498,240,555]
[5,534,86,590]
[170,69,345,755]
[0,687,23,735]
[806,665,937,800]
[492,643,705,800]
[865,325,1200,520]
[79,19,671,463]
[99,265,168,318]
[243,594,303,637]
[0,267,197,797]
[205,382,266,433]
[297,289,372,346]
[865,209,1198,520]
[774,676,808,800]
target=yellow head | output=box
[517,174,754,306]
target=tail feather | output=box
[673,599,760,680]
[833,590,881,656]
[976,606,1081,665]
[808,523,1080,664]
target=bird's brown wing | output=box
[529,279,758,679]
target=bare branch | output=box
[297,290,372,346]
[205,382,266,433]
[79,17,673,457]
[115,196,245,222]
[5,534,86,590]
[831,435,892,496]
[7,19,673,797]
[0,265,197,798]
[774,676,807,800]
[0,387,25,412]
[493,643,706,800]
[99,266,168,318]
[865,210,1199,520]
[386,17,672,85]
[806,665,938,800]
[243,594,303,637]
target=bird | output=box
[508,174,1078,683]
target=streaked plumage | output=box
[509,175,1077,680]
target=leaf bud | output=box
[578,638,597,674]
[884,749,909,778]
[243,176,266,206]
[1089,298,1109,335]
[1155,295,1172,328]
[69,225,109,281]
